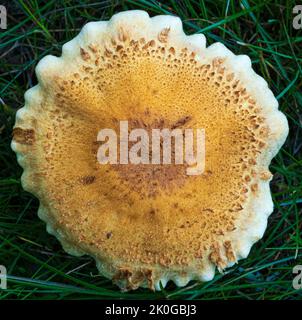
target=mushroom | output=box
[11,10,288,291]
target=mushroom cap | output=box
[11,10,288,291]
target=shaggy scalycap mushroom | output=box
[12,10,288,291]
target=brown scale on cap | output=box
[111,116,194,197]
[11,12,288,291]
[13,128,35,145]
[113,267,156,291]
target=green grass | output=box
[0,0,301,300]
